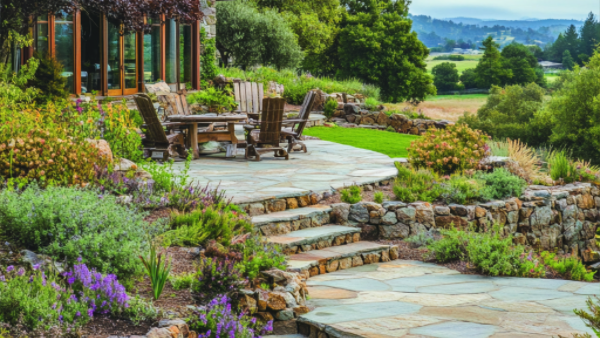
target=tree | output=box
[562,50,575,70]
[563,24,580,63]
[431,62,459,91]
[547,48,600,163]
[28,52,69,102]
[335,0,435,103]
[501,43,545,87]
[474,36,512,89]
[216,0,302,70]
[579,12,599,60]
[460,68,478,89]
[550,33,568,62]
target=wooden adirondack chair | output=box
[244,98,288,161]
[133,93,188,160]
[233,81,264,121]
[281,90,317,153]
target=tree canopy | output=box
[474,37,512,89]
[431,62,460,91]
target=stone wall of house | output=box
[201,0,217,40]
[331,183,600,263]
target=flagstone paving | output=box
[300,260,599,337]
[173,140,401,204]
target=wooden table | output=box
[168,114,247,159]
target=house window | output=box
[144,18,162,84]
[55,11,74,92]
[165,19,177,84]
[36,15,49,55]
[179,23,192,89]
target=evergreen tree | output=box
[562,50,575,70]
[474,36,512,88]
[501,43,544,87]
[563,24,580,62]
[550,33,568,62]
[579,12,599,60]
[27,52,69,103]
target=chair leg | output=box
[286,136,293,154]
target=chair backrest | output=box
[258,98,286,146]
[157,92,191,120]
[234,81,264,113]
[133,94,169,147]
[291,90,317,136]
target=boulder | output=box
[349,203,369,223]
[86,139,113,162]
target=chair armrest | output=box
[283,119,307,123]
[243,125,259,131]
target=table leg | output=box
[226,122,238,158]
[191,123,199,159]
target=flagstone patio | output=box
[300,260,598,338]
[174,140,402,204]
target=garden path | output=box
[174,140,404,204]
[299,260,598,337]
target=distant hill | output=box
[410,15,584,49]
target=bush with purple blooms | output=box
[189,295,273,338]
[191,257,245,305]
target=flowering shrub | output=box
[235,236,287,280]
[408,124,489,174]
[192,258,245,305]
[0,185,157,280]
[190,295,273,338]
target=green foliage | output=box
[363,97,380,111]
[191,257,243,305]
[140,153,191,193]
[476,168,528,200]
[432,62,461,91]
[373,191,384,204]
[168,272,195,291]
[0,57,40,104]
[119,295,159,325]
[541,252,595,281]
[547,150,577,183]
[200,27,218,89]
[216,0,302,70]
[393,163,445,203]
[405,231,435,248]
[218,66,379,105]
[0,185,156,280]
[161,205,251,247]
[562,50,575,70]
[428,226,545,277]
[488,140,510,157]
[340,185,362,204]
[443,175,488,205]
[474,37,513,89]
[27,52,69,103]
[459,68,478,89]
[140,246,172,300]
[433,55,465,61]
[408,123,488,174]
[235,236,287,280]
[501,43,546,88]
[187,87,237,114]
[546,49,600,163]
[458,83,551,147]
[573,296,600,338]
[334,0,436,103]
[323,98,338,119]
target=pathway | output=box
[174,140,401,204]
[300,260,598,338]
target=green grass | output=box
[544,73,560,83]
[303,126,420,158]
[429,94,489,100]
[426,60,478,75]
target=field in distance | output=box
[385,94,488,122]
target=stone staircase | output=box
[251,204,395,280]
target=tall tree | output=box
[562,50,575,70]
[431,62,459,91]
[563,24,580,62]
[501,43,545,87]
[334,0,435,103]
[579,12,599,59]
[474,36,512,88]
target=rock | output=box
[145,328,172,338]
[275,308,295,321]
[578,194,595,209]
[381,212,398,225]
[339,257,352,270]
[255,312,274,322]
[352,255,364,267]
[434,206,451,216]
[349,203,369,223]
[475,206,487,218]
[411,202,435,227]
[389,245,400,260]
[273,320,298,335]
[247,203,265,216]
[435,216,468,229]
[114,158,137,171]
[331,203,350,224]
[449,204,468,217]
[396,206,416,222]
[298,195,310,207]
[383,201,407,211]
[410,223,428,236]
[86,139,113,162]
[343,103,360,116]
[326,260,339,273]
[265,199,286,213]
[530,205,552,229]
[293,306,310,316]
[286,198,299,209]
[513,233,527,245]
[378,224,410,239]
[267,293,287,311]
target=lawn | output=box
[426,60,479,74]
[303,126,420,158]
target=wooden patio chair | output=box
[281,90,317,153]
[133,93,188,160]
[244,98,288,161]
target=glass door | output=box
[106,21,138,96]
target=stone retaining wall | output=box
[331,183,600,263]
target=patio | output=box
[173,140,402,204]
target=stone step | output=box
[252,205,332,236]
[287,241,392,278]
[268,225,361,254]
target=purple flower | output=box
[68,277,75,285]
[52,303,57,310]
[58,315,63,323]
[88,308,94,317]
[0,276,4,282]
[77,257,83,263]
[32,264,40,270]
[6,266,14,272]
[76,311,81,317]
[17,268,25,276]
[28,275,34,283]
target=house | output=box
[13,4,216,97]
[539,61,564,72]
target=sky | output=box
[409,0,600,20]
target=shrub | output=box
[192,257,244,305]
[28,52,69,103]
[190,295,273,337]
[0,185,156,280]
[187,87,238,114]
[488,140,509,157]
[433,55,465,61]
[323,98,337,119]
[161,205,251,247]
[541,252,595,281]
[405,231,435,248]
[235,236,287,280]
[200,27,218,89]
[432,62,460,91]
[340,185,362,204]
[573,296,600,338]
[168,272,196,291]
[363,97,379,111]
[548,150,577,183]
[504,138,547,184]
[374,191,384,204]
[408,124,489,174]
[443,175,488,205]
[476,168,528,200]
[393,163,445,203]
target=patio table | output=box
[168,114,247,159]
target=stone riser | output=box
[258,212,332,237]
[282,232,361,255]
